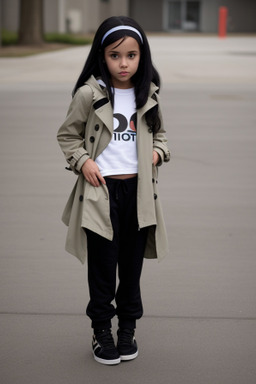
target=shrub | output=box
[1,30,18,45]
[45,33,92,45]
[1,30,92,46]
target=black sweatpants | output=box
[85,176,148,331]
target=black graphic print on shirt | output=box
[113,112,137,142]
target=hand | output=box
[152,150,160,166]
[82,159,106,187]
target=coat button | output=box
[90,136,95,143]
[95,124,99,131]
[79,195,83,202]
[148,127,153,133]
[154,193,157,200]
[152,178,155,183]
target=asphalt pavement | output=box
[0,35,256,384]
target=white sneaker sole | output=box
[120,350,138,361]
[93,353,121,365]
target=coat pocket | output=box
[84,181,109,202]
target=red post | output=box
[218,6,228,38]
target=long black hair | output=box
[73,16,161,133]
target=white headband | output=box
[101,26,143,45]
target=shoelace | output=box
[118,329,134,345]
[95,330,115,350]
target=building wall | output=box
[110,0,129,19]
[2,0,19,32]
[129,0,163,31]
[1,0,256,35]
[200,0,219,33]
[64,0,99,34]
[201,0,256,33]
[225,0,256,33]
[44,0,59,33]
[64,0,129,34]
[99,0,129,29]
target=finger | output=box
[94,171,105,187]
[84,172,97,187]
[97,173,106,185]
[90,173,100,187]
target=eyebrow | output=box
[108,49,139,53]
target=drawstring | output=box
[114,180,129,201]
[105,176,137,201]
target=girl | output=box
[57,16,170,365]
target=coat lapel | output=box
[94,101,113,134]
[138,96,158,118]
[87,76,113,134]
[138,82,159,117]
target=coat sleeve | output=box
[153,94,171,166]
[57,85,94,174]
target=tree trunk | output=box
[19,0,44,45]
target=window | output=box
[168,1,182,30]
[167,1,201,31]
[184,1,200,30]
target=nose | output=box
[120,57,128,68]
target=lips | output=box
[119,72,129,76]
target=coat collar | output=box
[139,82,159,117]
[86,76,113,133]
[85,75,159,130]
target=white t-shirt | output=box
[95,87,138,177]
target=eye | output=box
[110,53,118,59]
[128,53,136,59]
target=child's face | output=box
[104,36,140,89]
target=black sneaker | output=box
[117,328,138,361]
[92,329,121,365]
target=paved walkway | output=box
[1,36,256,384]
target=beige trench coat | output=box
[57,76,170,264]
